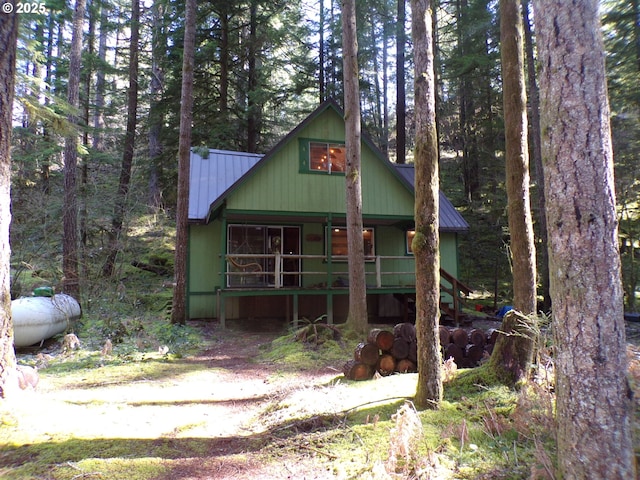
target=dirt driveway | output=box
[4,321,359,479]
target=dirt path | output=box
[5,323,345,479]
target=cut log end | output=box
[343,360,374,381]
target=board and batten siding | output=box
[223,107,415,217]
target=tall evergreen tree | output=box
[62,0,86,301]
[342,0,368,334]
[411,0,442,409]
[102,0,140,277]
[171,0,197,325]
[535,0,635,476]
[485,0,536,386]
[0,8,19,399]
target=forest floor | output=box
[2,317,640,480]
[2,319,426,479]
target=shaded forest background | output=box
[8,0,639,311]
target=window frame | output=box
[326,226,376,262]
[300,138,347,175]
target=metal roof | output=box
[394,164,469,232]
[189,148,468,232]
[188,148,262,222]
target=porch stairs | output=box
[396,268,473,327]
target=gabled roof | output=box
[188,99,468,232]
[394,164,469,232]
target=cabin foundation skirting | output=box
[214,288,419,328]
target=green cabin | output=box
[187,100,469,325]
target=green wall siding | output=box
[187,219,460,319]
[186,105,463,320]
[225,108,414,217]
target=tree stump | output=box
[486,310,537,385]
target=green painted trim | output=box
[222,208,413,224]
[220,208,228,288]
[186,224,191,316]
[216,286,418,298]
[298,137,347,176]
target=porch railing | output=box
[224,253,416,289]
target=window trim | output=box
[406,229,416,255]
[299,138,347,175]
[326,226,376,262]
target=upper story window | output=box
[309,142,346,174]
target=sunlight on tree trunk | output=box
[487,0,537,386]
[172,0,197,325]
[534,0,636,477]
[341,0,368,335]
[0,11,19,398]
[411,0,442,410]
[62,0,86,301]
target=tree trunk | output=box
[522,0,549,311]
[341,0,368,334]
[148,0,165,211]
[396,0,406,164]
[103,0,139,277]
[488,0,537,385]
[93,2,108,153]
[62,0,87,301]
[534,0,636,477]
[247,0,261,153]
[0,10,19,399]
[171,0,197,325]
[486,310,536,383]
[319,0,325,102]
[411,0,442,410]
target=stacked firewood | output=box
[343,323,418,381]
[343,324,499,381]
[439,326,498,369]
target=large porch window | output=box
[227,224,300,287]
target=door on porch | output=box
[227,224,300,287]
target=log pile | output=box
[439,326,497,369]
[343,324,500,381]
[343,324,418,381]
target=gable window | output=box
[310,142,346,173]
[327,227,375,261]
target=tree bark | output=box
[93,2,108,153]
[534,1,636,477]
[148,0,165,211]
[62,0,86,301]
[411,0,442,410]
[396,0,406,164]
[171,0,197,325]
[0,9,19,398]
[522,0,550,311]
[102,0,140,278]
[341,0,368,334]
[488,0,537,386]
